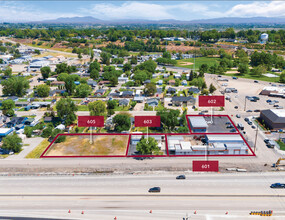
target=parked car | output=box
[244,118,249,122]
[248,121,253,125]
[277,106,284,109]
[225,122,232,125]
[148,187,161,193]
[230,129,237,132]
[266,100,272,103]
[234,106,238,109]
[246,110,253,112]
[264,139,270,144]
[236,114,241,118]
[176,175,186,180]
[254,80,259,83]
[251,125,256,129]
[270,183,285,188]
[226,125,234,129]
[254,110,260,112]
[232,77,238,80]
[274,105,279,107]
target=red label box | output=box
[77,116,104,127]
[198,96,225,107]
[134,116,161,127]
[192,161,219,172]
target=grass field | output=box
[33,51,77,58]
[176,57,220,70]
[225,72,281,83]
[43,135,129,156]
[25,139,50,158]
[277,140,285,151]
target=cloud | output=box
[0,1,77,22]
[226,1,285,17]
[80,2,174,20]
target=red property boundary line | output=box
[127,133,167,157]
[40,133,130,158]
[40,114,255,158]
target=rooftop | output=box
[189,116,208,128]
[271,109,285,118]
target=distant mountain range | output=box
[29,16,285,25]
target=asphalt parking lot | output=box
[203,116,237,133]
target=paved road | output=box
[0,173,285,219]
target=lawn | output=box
[176,57,220,70]
[43,135,129,156]
[277,140,285,151]
[25,139,50,158]
[77,105,89,111]
[225,72,281,83]
[114,105,129,111]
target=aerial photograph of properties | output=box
[1,0,285,219]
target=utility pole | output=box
[254,125,258,153]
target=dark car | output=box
[266,99,272,103]
[176,175,186,180]
[248,121,253,125]
[148,187,161,193]
[254,80,259,83]
[232,77,238,80]
[246,110,253,112]
[270,183,285,188]
[225,122,232,125]
[230,129,237,132]
[234,106,238,109]
[264,139,270,144]
[252,96,260,100]
[226,125,234,129]
[254,110,260,112]
[236,114,241,118]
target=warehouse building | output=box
[260,109,285,130]
[188,116,208,132]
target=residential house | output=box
[87,79,97,88]
[167,87,177,94]
[189,87,200,94]
[99,81,110,85]
[157,80,163,85]
[181,80,188,86]
[6,117,28,128]
[169,80,176,86]
[174,73,181,79]
[51,81,65,89]
[133,96,144,103]
[119,99,130,106]
[144,80,151,84]
[6,96,18,102]
[120,91,134,98]
[146,98,159,107]
[94,89,106,97]
[172,96,196,106]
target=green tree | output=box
[100,52,111,64]
[209,83,216,94]
[157,109,179,131]
[123,63,132,72]
[75,84,91,98]
[89,61,100,72]
[144,82,156,96]
[238,63,249,75]
[88,100,107,116]
[110,76,118,86]
[113,113,131,132]
[199,64,208,75]
[107,100,118,110]
[36,84,50,97]
[2,99,15,116]
[64,75,76,95]
[2,133,22,153]
[4,67,12,76]
[136,136,160,155]
[24,126,33,138]
[250,65,266,76]
[90,69,99,80]
[40,66,51,79]
[41,125,53,138]
[1,77,29,97]
[56,98,77,125]
[280,72,285,83]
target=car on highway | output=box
[270,183,285,188]
[176,175,186,180]
[236,114,241,118]
[148,187,161,193]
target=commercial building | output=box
[188,116,208,132]
[260,109,285,130]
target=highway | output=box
[0,173,285,219]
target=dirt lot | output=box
[179,62,194,66]
[44,135,129,156]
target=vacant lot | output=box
[44,135,129,156]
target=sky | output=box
[1,1,285,22]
